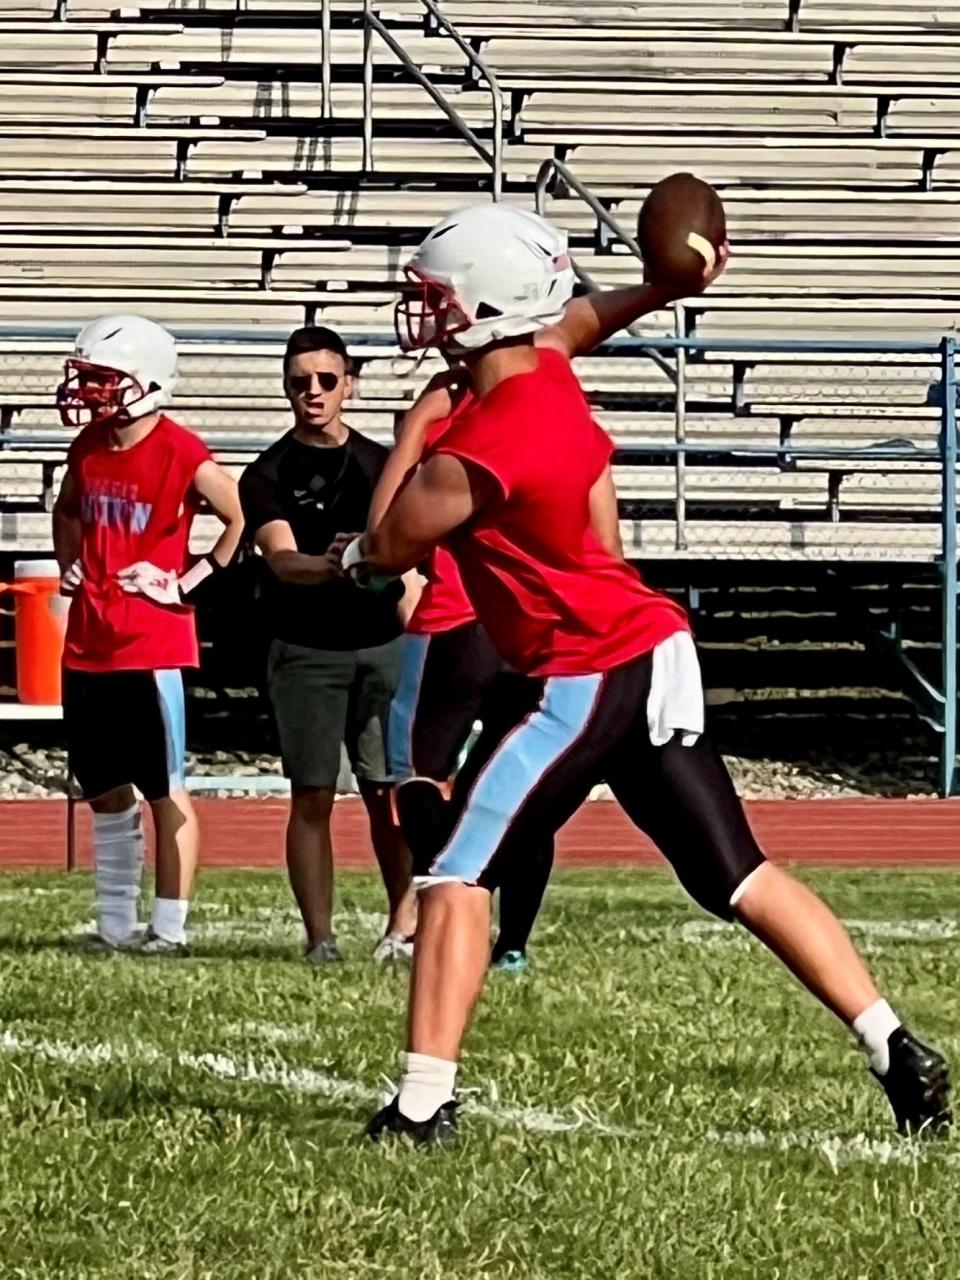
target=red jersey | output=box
[64,415,212,672]
[407,402,477,636]
[427,347,689,677]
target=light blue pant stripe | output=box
[430,673,603,884]
[154,668,186,792]
[388,633,431,781]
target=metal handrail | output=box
[362,0,504,198]
[0,327,954,791]
[535,156,687,542]
[321,0,331,118]
[534,158,677,380]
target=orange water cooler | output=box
[0,560,68,705]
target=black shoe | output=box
[873,1027,952,1137]
[365,1096,458,1147]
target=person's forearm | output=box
[52,507,81,575]
[206,515,243,569]
[364,526,427,578]
[265,549,338,585]
[397,568,424,627]
[368,415,434,533]
[368,383,458,532]
[557,283,678,357]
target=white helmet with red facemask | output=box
[396,203,576,352]
[58,314,178,428]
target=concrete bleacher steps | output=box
[0,1,958,565]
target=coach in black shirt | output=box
[240,326,416,964]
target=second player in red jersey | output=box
[64,413,213,672]
[54,314,243,955]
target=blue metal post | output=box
[941,336,957,797]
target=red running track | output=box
[0,797,959,870]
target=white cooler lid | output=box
[14,559,60,579]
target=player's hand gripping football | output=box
[643,239,730,296]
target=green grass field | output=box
[0,866,957,1280]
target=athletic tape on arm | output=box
[686,232,717,273]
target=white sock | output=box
[397,1052,458,1122]
[852,998,902,1076]
[93,804,144,944]
[151,897,190,944]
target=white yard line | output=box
[0,1028,953,1167]
[52,911,960,949]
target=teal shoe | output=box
[492,950,528,974]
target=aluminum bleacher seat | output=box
[0,0,957,568]
[621,517,941,560]
[0,132,179,177]
[520,87,881,135]
[0,290,394,328]
[555,140,928,188]
[105,27,463,72]
[0,239,268,287]
[186,136,543,180]
[384,1,792,28]
[147,81,493,127]
[691,298,960,341]
[0,22,98,64]
[0,0,57,15]
[481,32,836,81]
[844,38,960,84]
[0,73,225,123]
[0,181,229,232]
[800,0,960,29]
[0,77,137,121]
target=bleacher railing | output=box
[0,326,956,795]
[361,0,504,197]
[535,157,687,539]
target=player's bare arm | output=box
[256,518,344,586]
[538,245,730,362]
[367,368,469,534]
[193,459,244,568]
[117,459,245,605]
[361,453,493,578]
[52,469,82,574]
[589,464,623,558]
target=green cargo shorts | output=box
[267,637,403,789]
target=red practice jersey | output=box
[64,415,212,672]
[406,397,478,636]
[426,347,689,676]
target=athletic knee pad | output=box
[395,778,455,875]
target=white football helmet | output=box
[57,314,178,428]
[396,203,576,352]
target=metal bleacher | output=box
[1,0,960,785]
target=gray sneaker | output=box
[75,927,143,954]
[372,934,414,964]
[133,927,189,957]
[306,939,342,966]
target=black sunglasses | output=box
[288,371,343,395]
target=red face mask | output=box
[394,269,470,352]
[56,359,145,429]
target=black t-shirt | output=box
[239,428,403,651]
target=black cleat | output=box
[873,1027,952,1137]
[365,1096,458,1147]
